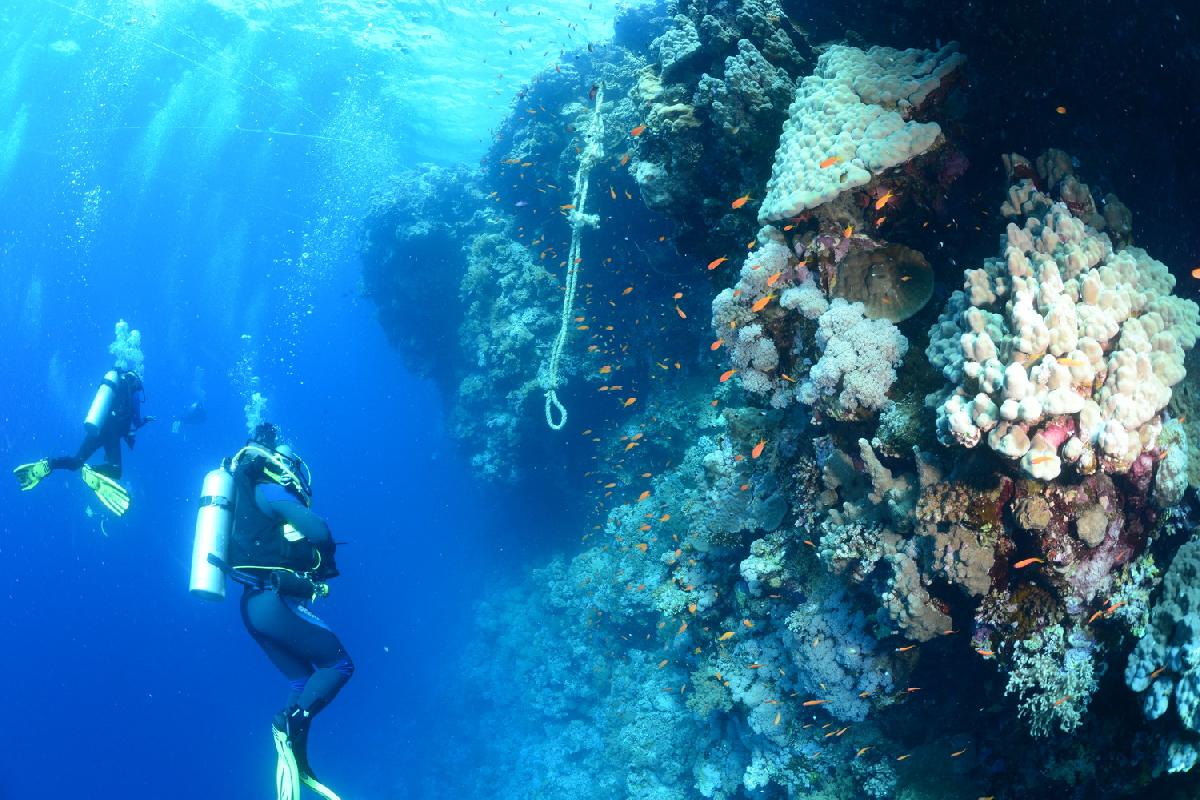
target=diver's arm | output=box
[256,483,338,576]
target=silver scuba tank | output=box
[83,370,120,436]
[190,467,235,600]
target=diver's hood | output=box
[230,442,313,507]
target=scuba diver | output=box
[171,398,207,434]
[189,422,352,800]
[13,368,150,516]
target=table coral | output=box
[759,43,965,222]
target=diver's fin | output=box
[80,465,130,516]
[273,724,300,800]
[13,459,51,491]
[301,774,343,800]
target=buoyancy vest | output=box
[227,447,319,574]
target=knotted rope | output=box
[543,85,604,430]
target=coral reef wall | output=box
[360,6,1200,798]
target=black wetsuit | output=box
[231,477,354,716]
[50,372,145,480]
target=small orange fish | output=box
[1106,601,1126,615]
[619,152,630,166]
[1087,610,1103,625]
[896,754,911,762]
[1150,666,1167,680]
[731,193,751,209]
[624,397,637,407]
[1053,695,1072,706]
[773,711,782,726]
[657,659,668,668]
[718,631,735,641]
[802,699,829,707]
[1055,105,1067,115]
[895,645,916,653]
[635,541,648,552]
[874,191,893,210]
[675,305,687,319]
[630,124,647,137]
[707,256,728,270]
[856,746,873,758]
[766,271,782,287]
[781,373,796,383]
[951,748,967,757]
[742,618,754,628]
[905,687,921,693]
[599,365,612,374]
[1014,557,1044,569]
[637,490,651,501]
[1192,266,1200,279]
[609,186,617,200]
[819,155,841,168]
[842,225,853,238]
[560,203,575,210]
[748,663,762,669]
[750,295,773,312]
[710,339,724,351]
[976,649,995,657]
[751,439,766,459]
[622,286,633,295]
[1030,455,1055,465]
[719,369,737,383]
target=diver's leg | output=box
[241,589,354,711]
[241,589,316,684]
[47,434,101,472]
[97,433,123,480]
[240,587,353,787]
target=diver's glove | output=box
[80,465,130,516]
[13,459,51,491]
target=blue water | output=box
[0,1,628,796]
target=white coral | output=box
[930,192,1200,479]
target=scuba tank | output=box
[83,370,120,436]
[190,466,235,600]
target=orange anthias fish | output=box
[1014,557,1044,569]
[707,256,728,270]
[719,368,737,383]
[766,271,782,287]
[802,699,829,707]
[895,645,916,653]
[636,542,648,553]
[1191,266,1200,279]
[874,191,893,210]
[751,439,766,459]
[731,193,751,209]
[819,155,841,169]
[842,225,854,238]
[750,295,773,312]
[710,339,724,351]
[637,490,651,502]
[630,124,647,137]
[623,397,637,407]
[718,631,735,641]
